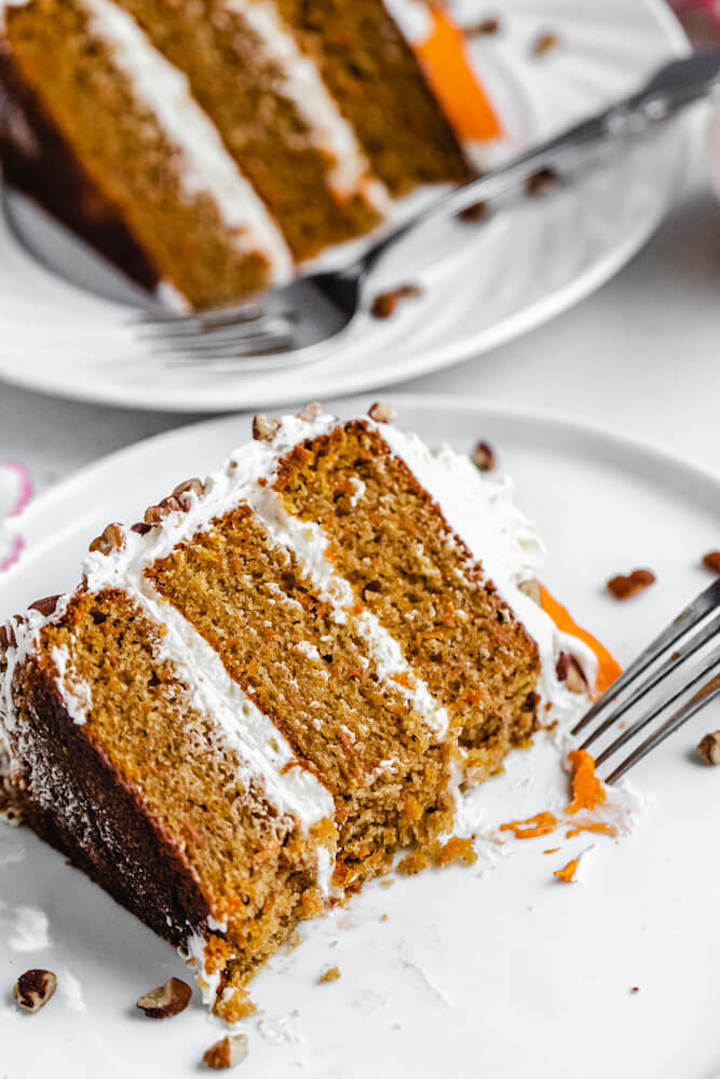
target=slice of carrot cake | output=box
[0,0,487,309]
[0,404,599,1019]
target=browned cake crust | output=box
[0,43,158,291]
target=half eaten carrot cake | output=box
[0,404,598,1019]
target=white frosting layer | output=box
[381,0,433,45]
[226,0,387,209]
[81,0,293,282]
[82,539,335,837]
[50,645,92,726]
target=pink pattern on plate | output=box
[0,462,34,573]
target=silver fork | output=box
[572,579,720,783]
[134,51,720,368]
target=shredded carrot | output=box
[553,858,580,883]
[566,749,606,814]
[499,811,558,839]
[414,9,502,141]
[539,584,622,697]
[543,847,561,854]
[566,821,617,839]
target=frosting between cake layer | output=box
[78,0,294,281]
[226,0,388,209]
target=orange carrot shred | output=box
[553,858,580,883]
[499,811,559,839]
[539,584,622,697]
[566,821,617,839]
[543,847,561,854]
[566,749,606,814]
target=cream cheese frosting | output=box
[80,0,294,282]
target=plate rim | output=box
[0,0,693,413]
[4,391,719,581]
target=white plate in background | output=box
[0,0,689,411]
[1,394,720,1078]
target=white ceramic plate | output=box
[0,0,689,413]
[1,394,720,1079]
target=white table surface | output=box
[0,135,718,497]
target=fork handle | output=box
[359,51,711,274]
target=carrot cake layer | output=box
[0,406,598,1018]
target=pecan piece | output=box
[13,969,57,1013]
[697,731,720,765]
[136,976,192,1018]
[368,401,396,424]
[172,477,204,510]
[252,414,281,442]
[457,200,489,223]
[702,551,720,574]
[130,521,152,536]
[532,30,559,56]
[471,440,497,471]
[203,1033,249,1070]
[466,16,500,36]
[28,595,61,617]
[371,284,422,319]
[525,166,560,197]
[296,401,324,422]
[518,578,541,605]
[555,652,588,694]
[606,568,656,601]
[89,522,125,555]
[144,496,182,525]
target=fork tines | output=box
[572,578,720,783]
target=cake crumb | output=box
[203,1034,248,1070]
[380,914,388,922]
[318,965,341,984]
[379,878,395,889]
[431,836,478,867]
[215,988,256,1024]
[397,850,429,876]
[702,551,720,574]
[697,731,720,765]
[606,568,656,600]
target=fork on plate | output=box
[573,578,720,783]
[131,52,720,368]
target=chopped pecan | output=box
[702,551,720,574]
[203,1033,249,1070]
[89,522,125,556]
[518,578,541,605]
[697,731,720,765]
[471,440,497,471]
[368,401,396,424]
[13,969,57,1013]
[466,16,500,36]
[296,401,324,422]
[532,30,559,56]
[457,200,489,223]
[136,976,192,1018]
[371,284,422,319]
[130,521,152,536]
[172,478,204,511]
[525,166,560,197]
[556,652,588,694]
[144,496,182,526]
[28,595,61,617]
[252,414,281,442]
[606,568,656,601]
